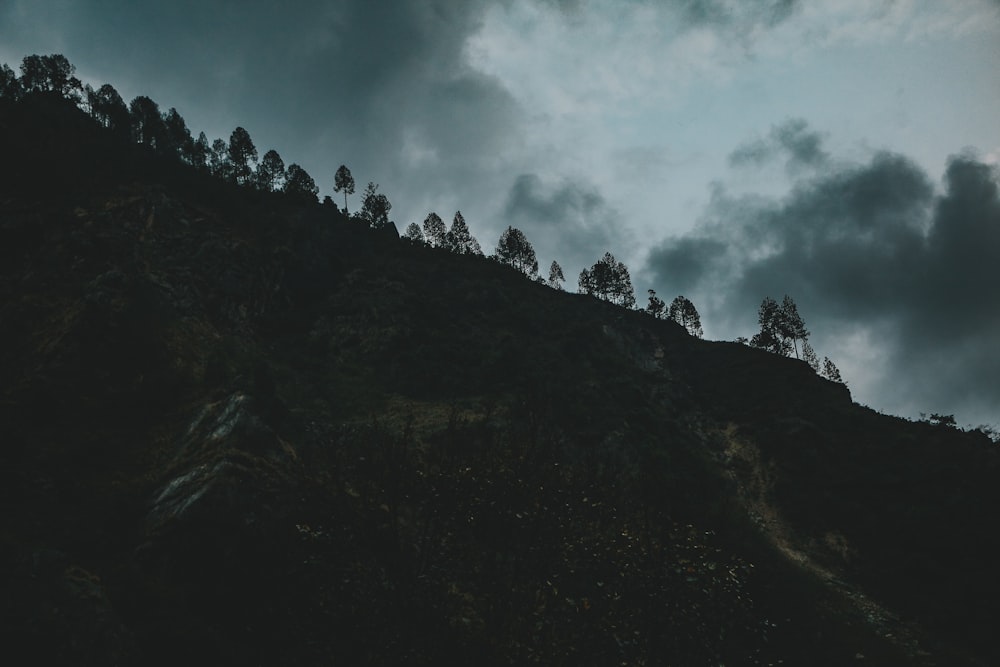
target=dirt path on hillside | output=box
[718,426,935,665]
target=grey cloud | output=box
[728,139,774,167]
[729,118,829,173]
[0,0,519,227]
[647,149,999,426]
[503,173,626,274]
[773,118,828,168]
[680,0,800,29]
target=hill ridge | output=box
[1,90,998,666]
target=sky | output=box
[1,0,998,427]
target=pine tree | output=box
[446,211,482,255]
[210,138,232,180]
[548,261,565,289]
[802,341,820,372]
[668,295,703,337]
[284,164,319,202]
[358,182,392,229]
[494,227,539,278]
[228,127,258,186]
[422,212,448,247]
[646,289,666,318]
[751,295,809,357]
[579,252,635,308]
[0,63,20,100]
[779,294,809,358]
[334,165,355,214]
[257,150,286,192]
[129,96,167,151]
[403,223,425,244]
[822,357,845,384]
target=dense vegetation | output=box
[1,55,998,666]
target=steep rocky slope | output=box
[1,94,997,666]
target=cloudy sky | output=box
[2,0,998,427]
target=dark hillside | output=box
[1,95,997,666]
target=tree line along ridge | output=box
[0,52,845,384]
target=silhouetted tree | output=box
[18,55,47,94]
[284,163,319,202]
[751,297,788,355]
[228,127,258,186]
[548,261,565,289]
[579,252,635,308]
[359,182,392,229]
[257,149,286,192]
[403,223,425,244]
[210,138,232,180]
[495,226,539,278]
[668,296,703,337]
[19,54,81,99]
[335,164,355,214]
[646,289,666,318]
[779,294,808,358]
[189,132,210,171]
[0,63,20,100]
[129,96,167,151]
[822,357,844,384]
[802,341,820,372]
[751,295,808,357]
[163,108,192,160]
[423,212,448,247]
[446,211,482,255]
[87,84,128,136]
[927,413,957,428]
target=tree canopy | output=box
[494,226,539,278]
[750,295,808,357]
[257,149,286,192]
[822,357,845,385]
[359,182,392,229]
[0,63,20,100]
[548,261,565,289]
[129,96,167,152]
[228,126,258,186]
[335,165,355,213]
[668,296,703,338]
[163,108,193,160]
[19,54,81,99]
[578,252,635,308]
[209,138,232,180]
[423,212,448,247]
[446,211,482,255]
[645,289,666,319]
[403,223,425,244]
[86,84,128,136]
[284,163,319,202]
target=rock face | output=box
[148,393,297,527]
[142,391,301,580]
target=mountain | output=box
[1,92,998,666]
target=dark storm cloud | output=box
[503,173,627,272]
[0,0,518,219]
[729,118,829,173]
[647,150,1000,425]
